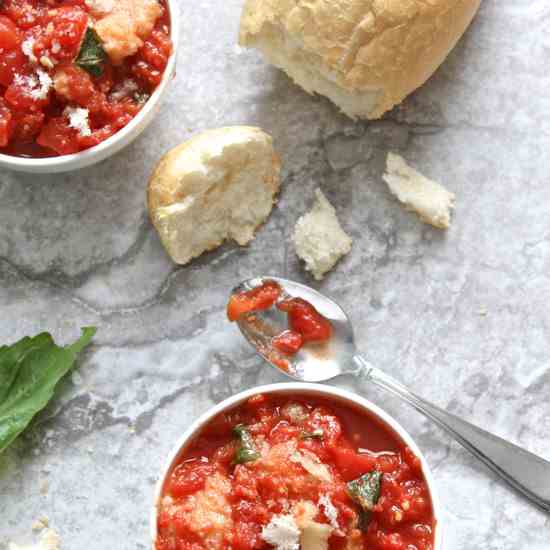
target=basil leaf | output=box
[76,28,106,77]
[300,428,324,440]
[347,470,382,528]
[233,424,260,464]
[0,333,53,404]
[66,327,96,356]
[0,327,96,454]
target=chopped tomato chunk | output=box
[132,27,172,88]
[50,6,88,58]
[227,280,282,322]
[2,0,47,29]
[0,48,26,87]
[0,15,19,49]
[168,461,216,498]
[53,65,103,110]
[5,72,50,111]
[277,298,332,343]
[272,330,303,355]
[12,111,45,143]
[36,117,79,155]
[330,446,378,481]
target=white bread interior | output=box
[293,189,352,280]
[383,152,455,229]
[240,0,481,119]
[148,127,280,265]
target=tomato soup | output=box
[0,0,172,157]
[156,393,436,550]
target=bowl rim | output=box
[150,382,443,550]
[0,0,179,172]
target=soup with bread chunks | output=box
[156,393,436,550]
[0,0,171,157]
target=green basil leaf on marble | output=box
[0,327,96,454]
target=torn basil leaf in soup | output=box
[233,424,260,464]
[76,27,107,77]
[347,470,382,528]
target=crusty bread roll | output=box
[239,0,481,119]
[148,127,280,265]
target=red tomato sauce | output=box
[157,394,436,550]
[0,0,172,157]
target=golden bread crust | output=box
[239,0,481,118]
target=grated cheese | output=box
[35,69,53,100]
[290,450,333,483]
[109,78,138,101]
[64,106,92,137]
[14,69,53,101]
[261,515,300,550]
[318,494,339,529]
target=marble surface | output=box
[2,1,550,548]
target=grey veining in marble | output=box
[1,1,550,548]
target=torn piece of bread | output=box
[383,152,455,229]
[293,500,333,550]
[239,0,481,119]
[293,190,352,280]
[148,127,281,265]
[87,0,163,65]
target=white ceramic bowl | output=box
[0,0,179,174]
[151,383,443,550]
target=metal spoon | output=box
[232,276,550,513]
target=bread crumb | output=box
[8,527,60,550]
[293,189,352,280]
[41,529,60,550]
[383,152,455,229]
[32,516,49,532]
[39,478,49,495]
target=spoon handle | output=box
[354,354,550,512]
